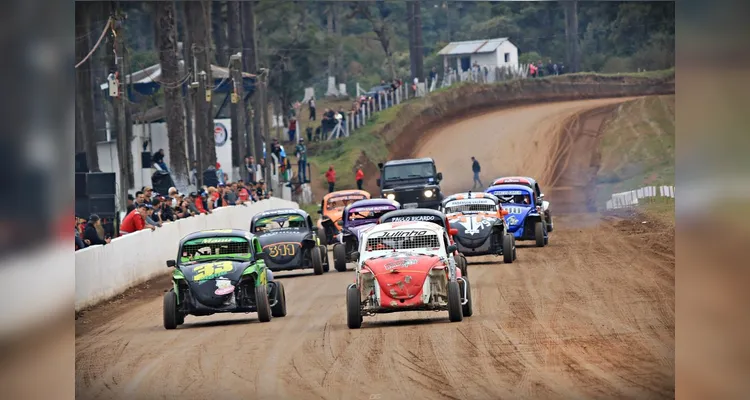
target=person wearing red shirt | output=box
[120,203,155,235]
[325,165,336,193]
[355,165,364,190]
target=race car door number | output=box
[267,243,296,257]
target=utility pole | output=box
[229,53,246,178]
[259,69,271,186]
[113,9,130,213]
[194,70,208,185]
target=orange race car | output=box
[317,190,370,245]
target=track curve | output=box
[76,98,674,400]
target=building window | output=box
[504,53,510,63]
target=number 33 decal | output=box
[266,243,296,258]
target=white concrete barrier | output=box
[75,197,298,311]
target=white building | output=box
[437,37,519,72]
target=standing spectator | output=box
[305,126,313,142]
[245,156,255,184]
[314,125,322,142]
[325,165,336,193]
[190,160,199,185]
[355,165,364,190]
[152,149,168,172]
[295,138,308,183]
[471,156,483,190]
[308,97,316,121]
[338,107,347,135]
[186,193,201,215]
[536,60,544,77]
[168,187,179,207]
[484,65,489,81]
[225,183,239,205]
[216,163,225,185]
[236,182,251,204]
[145,204,162,227]
[194,191,209,213]
[547,59,555,76]
[553,62,559,76]
[287,117,297,143]
[156,197,176,222]
[429,67,437,89]
[559,63,566,75]
[529,63,538,78]
[120,203,155,235]
[83,214,111,245]
[259,158,267,180]
[125,194,135,214]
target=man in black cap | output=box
[83,214,111,245]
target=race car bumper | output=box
[455,235,496,256]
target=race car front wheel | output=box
[255,285,272,322]
[163,290,181,330]
[502,234,514,263]
[534,221,546,247]
[271,282,287,318]
[311,246,324,275]
[461,279,473,317]
[318,227,328,246]
[346,286,362,329]
[333,243,347,272]
[447,281,463,322]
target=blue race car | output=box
[485,184,549,247]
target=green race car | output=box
[163,229,286,329]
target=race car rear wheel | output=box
[461,279,473,317]
[311,246,324,275]
[271,282,287,317]
[255,284,272,322]
[447,281,464,322]
[319,245,330,272]
[512,236,518,260]
[346,286,362,329]
[546,214,554,232]
[163,290,179,330]
[502,234,514,263]
[333,243,347,272]
[534,221,545,247]
[457,255,468,278]
[318,227,328,246]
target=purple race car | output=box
[332,199,400,272]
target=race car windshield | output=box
[179,237,253,264]
[383,162,435,181]
[254,214,306,232]
[444,202,497,214]
[365,231,441,252]
[347,207,396,226]
[491,193,532,204]
[327,195,366,211]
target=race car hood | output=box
[256,228,308,247]
[447,213,498,248]
[502,205,534,232]
[363,252,443,301]
[179,260,250,307]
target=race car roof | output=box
[485,184,535,195]
[442,192,499,204]
[366,220,444,236]
[179,229,256,244]
[252,207,310,220]
[383,157,435,166]
[492,176,536,185]
[323,190,371,202]
[344,198,400,212]
[378,208,447,225]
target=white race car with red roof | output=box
[345,221,472,329]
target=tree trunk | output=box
[569,0,580,72]
[242,0,261,160]
[407,2,416,80]
[327,3,334,79]
[414,1,425,82]
[75,2,100,171]
[227,2,245,167]
[156,1,189,189]
[333,3,343,83]
[187,1,217,170]
[178,1,195,165]
[212,1,228,66]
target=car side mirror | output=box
[377,162,384,169]
[436,172,443,181]
[376,178,381,187]
[446,244,457,254]
[539,193,545,199]
[166,259,176,268]
[257,251,271,263]
[501,209,509,215]
[351,251,360,260]
[449,228,458,236]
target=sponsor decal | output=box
[265,243,297,258]
[456,216,493,235]
[507,215,519,226]
[375,230,429,238]
[389,215,439,222]
[214,122,228,147]
[490,190,526,196]
[329,195,367,202]
[505,206,526,214]
[192,261,234,281]
[214,278,235,295]
[350,205,397,213]
[191,237,246,244]
[384,257,418,270]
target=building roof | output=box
[437,38,511,56]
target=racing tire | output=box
[458,255,468,278]
[502,234,514,263]
[271,282,287,318]
[311,246,324,275]
[461,279,473,317]
[319,245,330,272]
[512,236,518,260]
[447,281,463,322]
[346,286,362,329]
[318,228,328,246]
[255,285,272,322]
[546,214,554,232]
[544,236,549,246]
[534,221,545,247]
[163,290,179,330]
[333,243,347,272]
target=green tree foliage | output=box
[120,1,673,104]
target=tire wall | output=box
[75,198,298,311]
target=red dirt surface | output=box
[75,97,674,399]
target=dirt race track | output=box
[75,98,675,400]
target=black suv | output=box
[376,158,444,209]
